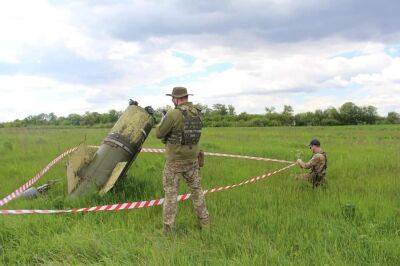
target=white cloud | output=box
[0,1,399,122]
[0,75,93,121]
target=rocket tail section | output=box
[66,102,155,197]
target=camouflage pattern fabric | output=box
[155,102,201,161]
[302,152,327,187]
[162,159,209,232]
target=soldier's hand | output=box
[296,159,303,166]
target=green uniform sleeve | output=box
[155,110,176,139]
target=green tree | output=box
[228,105,236,116]
[339,102,362,125]
[265,106,276,114]
[67,114,83,126]
[386,112,400,124]
[321,107,340,125]
[295,112,317,126]
[47,113,57,123]
[324,107,340,120]
[265,106,281,125]
[281,105,294,126]
[83,112,101,126]
[212,104,228,116]
[193,104,211,115]
[360,106,378,124]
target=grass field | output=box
[0,126,399,265]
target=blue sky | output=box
[0,0,399,121]
[385,45,400,58]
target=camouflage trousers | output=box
[162,159,209,231]
[296,172,326,187]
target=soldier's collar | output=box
[176,102,192,109]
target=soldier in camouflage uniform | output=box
[296,139,327,188]
[155,87,209,234]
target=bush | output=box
[321,118,340,126]
[248,118,263,127]
[267,120,282,127]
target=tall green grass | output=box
[0,126,399,264]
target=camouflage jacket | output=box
[303,151,327,178]
[155,102,201,162]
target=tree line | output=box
[0,110,122,128]
[195,102,399,127]
[0,102,399,128]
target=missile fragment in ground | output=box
[67,101,155,197]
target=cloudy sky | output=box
[0,0,399,121]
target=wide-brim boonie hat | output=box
[166,87,193,98]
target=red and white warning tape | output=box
[0,147,78,207]
[142,148,293,164]
[0,146,295,215]
[0,163,295,215]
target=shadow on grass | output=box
[53,175,160,209]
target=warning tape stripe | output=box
[0,145,294,212]
[141,148,293,164]
[0,163,295,215]
[0,147,78,207]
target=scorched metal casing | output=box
[67,102,155,197]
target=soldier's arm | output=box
[303,154,322,169]
[296,159,306,168]
[155,110,176,139]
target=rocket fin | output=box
[99,162,128,195]
[67,144,98,194]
